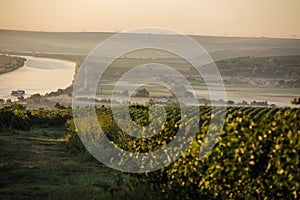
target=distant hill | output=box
[0,29,300,61]
[215,55,300,87]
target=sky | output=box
[0,0,299,38]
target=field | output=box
[0,104,299,199]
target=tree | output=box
[134,88,150,97]
[6,99,12,104]
[291,97,300,105]
[29,93,42,101]
[227,100,235,105]
[55,102,66,109]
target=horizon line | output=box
[0,28,299,40]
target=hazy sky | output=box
[1,0,299,38]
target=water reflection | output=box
[0,56,75,100]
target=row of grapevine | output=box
[0,105,72,130]
[83,105,299,199]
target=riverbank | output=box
[0,50,83,72]
[0,54,26,75]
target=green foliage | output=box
[67,106,300,199]
[64,119,88,155]
[29,108,72,127]
[0,105,31,130]
[291,97,300,105]
[0,105,72,130]
[143,107,300,199]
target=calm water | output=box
[0,56,75,100]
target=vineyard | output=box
[0,104,299,199]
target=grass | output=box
[0,127,146,200]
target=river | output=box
[0,56,75,100]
